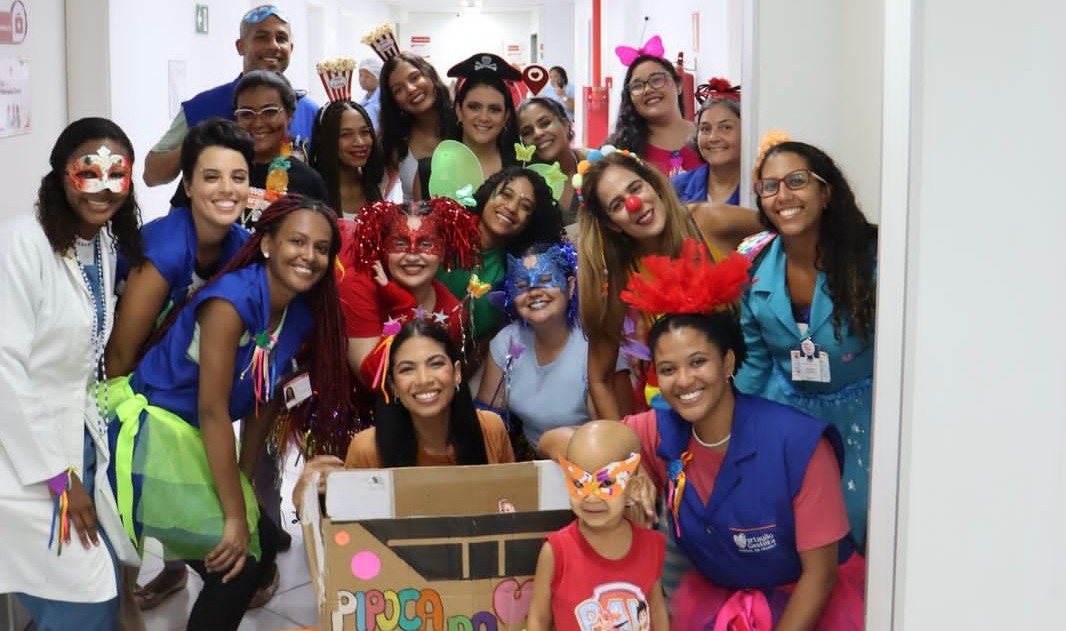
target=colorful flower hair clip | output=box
[753,129,791,183]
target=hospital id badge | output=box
[282,372,312,409]
[790,338,831,383]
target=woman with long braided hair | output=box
[103,195,350,629]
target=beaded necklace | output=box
[74,234,109,436]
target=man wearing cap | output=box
[143,5,320,186]
[357,57,383,128]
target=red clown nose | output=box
[624,194,643,213]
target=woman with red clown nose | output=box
[572,148,761,421]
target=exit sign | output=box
[195,4,208,34]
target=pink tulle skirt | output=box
[670,552,866,631]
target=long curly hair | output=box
[308,100,386,212]
[150,195,353,455]
[576,152,699,341]
[453,75,520,168]
[374,319,488,468]
[754,141,878,342]
[605,55,684,158]
[472,166,565,256]
[37,117,144,266]
[378,52,458,170]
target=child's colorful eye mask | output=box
[66,146,131,194]
[559,452,641,501]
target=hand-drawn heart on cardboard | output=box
[492,578,534,626]
[522,64,550,95]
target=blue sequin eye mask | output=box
[506,252,568,296]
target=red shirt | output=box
[548,520,665,631]
[338,269,466,346]
[642,144,702,179]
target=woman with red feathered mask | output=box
[332,198,481,429]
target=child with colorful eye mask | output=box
[475,243,629,456]
[526,420,667,631]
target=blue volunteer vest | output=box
[656,392,852,590]
[182,74,319,155]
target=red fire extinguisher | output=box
[676,52,695,122]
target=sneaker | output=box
[247,562,280,609]
[277,528,293,552]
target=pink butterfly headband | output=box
[614,35,665,67]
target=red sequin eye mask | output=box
[559,452,642,502]
[66,146,131,194]
[384,214,444,256]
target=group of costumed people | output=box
[0,5,878,630]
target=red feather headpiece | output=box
[348,198,481,273]
[620,239,750,315]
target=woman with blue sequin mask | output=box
[476,242,630,457]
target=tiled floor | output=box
[142,449,315,631]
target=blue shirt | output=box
[670,164,740,205]
[131,264,312,425]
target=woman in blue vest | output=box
[736,137,878,552]
[670,87,742,206]
[103,195,350,629]
[107,118,255,611]
[619,241,865,630]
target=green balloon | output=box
[428,140,485,201]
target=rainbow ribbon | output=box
[46,467,75,555]
[665,451,694,538]
[371,319,403,403]
[241,331,279,414]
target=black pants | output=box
[184,508,279,630]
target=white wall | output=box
[888,0,1066,626]
[749,0,882,221]
[536,1,575,70]
[101,0,395,220]
[401,10,536,77]
[0,0,67,220]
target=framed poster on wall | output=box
[0,57,30,138]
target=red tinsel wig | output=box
[347,198,481,272]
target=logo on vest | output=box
[731,526,778,553]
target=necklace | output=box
[75,234,109,436]
[691,425,731,448]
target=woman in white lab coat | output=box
[0,117,145,630]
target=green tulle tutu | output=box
[104,376,262,561]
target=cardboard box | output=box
[301,461,574,631]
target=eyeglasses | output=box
[626,71,670,96]
[242,5,289,24]
[233,106,285,124]
[753,169,827,198]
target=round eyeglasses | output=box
[753,169,827,198]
